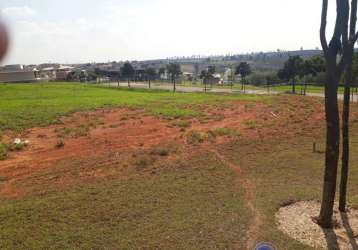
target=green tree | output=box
[199,66,216,92]
[235,62,252,91]
[120,62,135,88]
[277,56,304,94]
[145,68,157,89]
[305,55,326,77]
[166,63,182,92]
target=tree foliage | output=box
[235,62,252,79]
[120,62,135,80]
[166,63,182,83]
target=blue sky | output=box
[0,0,335,65]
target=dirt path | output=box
[211,149,262,250]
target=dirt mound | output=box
[276,200,358,249]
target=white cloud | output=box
[1,6,36,20]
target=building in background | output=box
[0,69,41,83]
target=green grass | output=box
[215,123,358,249]
[209,127,241,137]
[3,83,357,249]
[0,82,259,133]
[253,84,348,94]
[0,153,249,249]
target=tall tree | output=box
[208,65,216,88]
[200,68,215,92]
[318,0,358,227]
[120,62,135,88]
[145,68,157,89]
[235,62,252,92]
[166,63,182,92]
[277,56,304,94]
[339,56,358,212]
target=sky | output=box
[0,0,337,65]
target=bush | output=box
[247,70,282,86]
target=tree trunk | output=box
[292,79,296,94]
[339,59,352,212]
[318,64,341,228]
[149,79,151,89]
[128,78,130,88]
[173,78,176,92]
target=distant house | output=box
[0,64,24,72]
[182,72,194,81]
[0,70,41,83]
[55,65,74,80]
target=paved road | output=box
[100,82,358,102]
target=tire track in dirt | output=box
[210,149,262,250]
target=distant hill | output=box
[139,49,324,72]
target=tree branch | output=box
[350,0,358,40]
[341,0,350,48]
[321,0,329,53]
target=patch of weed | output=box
[186,131,209,145]
[170,120,191,129]
[210,128,241,137]
[244,119,258,129]
[55,125,90,138]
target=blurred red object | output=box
[0,21,9,62]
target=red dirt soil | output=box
[0,97,327,198]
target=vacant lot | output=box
[1,83,358,249]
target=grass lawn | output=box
[0,82,260,132]
[0,153,250,249]
[1,83,358,249]
[265,84,349,94]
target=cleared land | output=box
[1,83,358,249]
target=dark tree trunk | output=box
[148,79,151,89]
[318,63,341,228]
[292,79,296,94]
[318,0,357,228]
[173,77,176,92]
[339,58,353,212]
[128,78,130,88]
